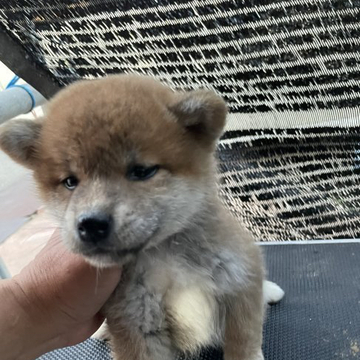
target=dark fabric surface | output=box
[262,243,360,359]
[38,243,360,359]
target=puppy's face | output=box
[0,75,227,267]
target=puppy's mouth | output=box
[82,241,147,258]
[76,229,159,266]
[76,243,145,267]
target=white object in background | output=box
[0,85,46,124]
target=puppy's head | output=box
[0,75,227,266]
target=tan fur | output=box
[0,74,282,360]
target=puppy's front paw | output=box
[263,280,285,304]
[91,321,110,341]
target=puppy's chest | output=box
[115,244,245,350]
[135,253,221,350]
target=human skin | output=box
[0,230,121,360]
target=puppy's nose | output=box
[77,214,112,244]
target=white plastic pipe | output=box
[0,85,46,124]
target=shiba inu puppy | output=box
[0,75,283,360]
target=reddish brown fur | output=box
[32,75,224,200]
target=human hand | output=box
[1,229,121,360]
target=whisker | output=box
[95,266,102,295]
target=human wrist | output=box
[0,278,64,360]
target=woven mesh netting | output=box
[1,0,360,240]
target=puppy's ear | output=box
[0,118,42,168]
[169,90,227,145]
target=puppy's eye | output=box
[63,176,79,190]
[127,165,159,181]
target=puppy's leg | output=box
[107,323,147,360]
[224,283,264,360]
[107,310,174,360]
[263,280,285,305]
[107,313,174,360]
[105,280,176,360]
